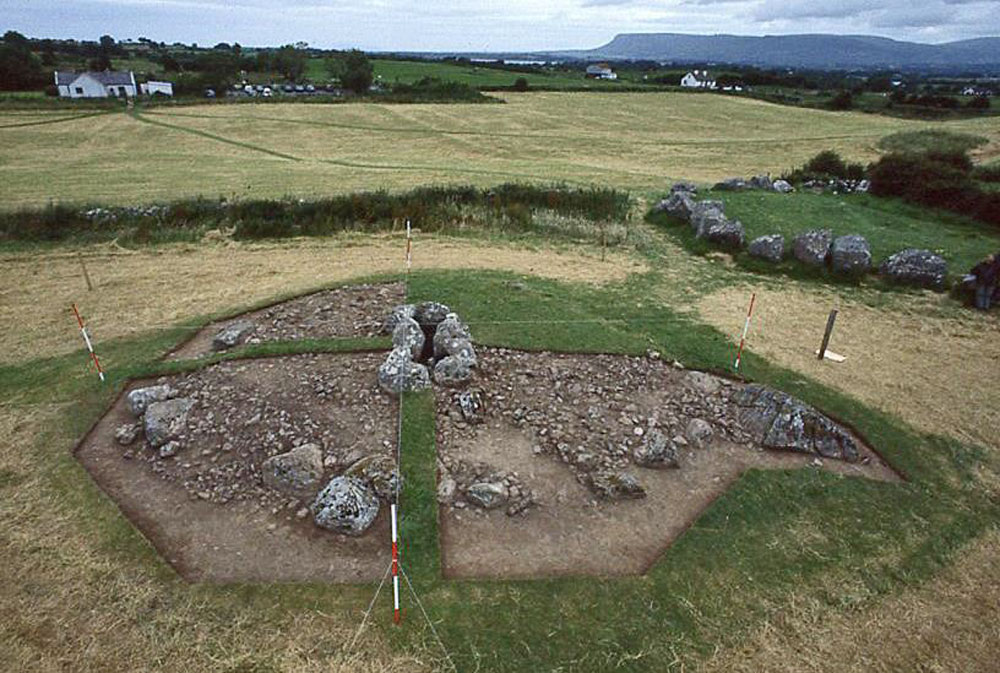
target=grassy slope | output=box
[5,92,989,208]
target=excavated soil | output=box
[168,282,404,360]
[76,353,395,582]
[436,348,899,580]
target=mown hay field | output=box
[2,92,999,208]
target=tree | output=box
[339,49,373,93]
[272,44,307,81]
[513,77,529,91]
[828,90,853,110]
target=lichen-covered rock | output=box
[212,320,255,351]
[749,174,773,190]
[735,385,860,462]
[457,390,484,423]
[158,440,181,458]
[633,430,680,468]
[377,347,431,395]
[414,301,451,329]
[685,418,714,449]
[588,470,646,500]
[685,370,722,395]
[830,234,872,275]
[391,317,425,360]
[433,314,472,359]
[793,229,833,266]
[343,454,400,501]
[433,355,473,386]
[466,481,508,509]
[772,179,794,193]
[115,423,141,445]
[437,476,458,504]
[126,385,174,417]
[690,200,726,237]
[261,443,324,499]
[714,177,749,191]
[311,476,379,536]
[879,248,948,289]
[703,218,746,250]
[381,304,416,335]
[143,397,194,447]
[748,234,785,262]
[671,181,698,195]
[655,191,696,221]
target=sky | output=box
[3,0,999,51]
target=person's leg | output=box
[975,285,989,309]
[986,284,996,310]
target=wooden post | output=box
[78,253,94,291]
[818,309,838,361]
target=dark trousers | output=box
[976,284,995,310]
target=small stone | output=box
[115,423,141,446]
[158,440,182,458]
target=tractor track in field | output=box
[0,110,113,129]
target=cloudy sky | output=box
[3,0,998,51]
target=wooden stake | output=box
[818,309,838,361]
[78,253,93,291]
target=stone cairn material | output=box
[378,302,478,394]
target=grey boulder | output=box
[381,304,416,335]
[126,384,174,417]
[714,177,749,191]
[772,179,794,193]
[457,390,485,423]
[391,317,425,360]
[685,418,714,449]
[830,234,872,275]
[143,397,194,448]
[589,470,646,500]
[749,174,773,190]
[212,320,255,351]
[465,482,508,509]
[670,181,698,195]
[433,355,473,387]
[261,443,324,499]
[703,218,746,250]
[377,347,431,395]
[433,314,472,359]
[735,385,859,462]
[343,454,400,501]
[414,301,451,329]
[655,191,696,221]
[793,229,833,266]
[633,430,680,468]
[879,248,948,289]
[748,234,785,262]
[311,476,380,536]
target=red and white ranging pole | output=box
[391,503,401,623]
[72,303,105,382]
[733,292,756,372]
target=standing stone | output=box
[261,443,324,499]
[143,397,194,448]
[685,418,714,449]
[377,347,431,395]
[381,304,416,335]
[879,249,948,289]
[793,229,833,266]
[690,200,726,237]
[704,218,746,250]
[126,385,174,417]
[433,356,473,387]
[212,320,255,351]
[433,314,472,359]
[311,476,380,536]
[633,430,680,468]
[414,301,451,330]
[391,317,425,360]
[830,234,872,275]
[748,234,785,262]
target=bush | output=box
[966,96,990,110]
[784,150,866,183]
[513,77,529,92]
[828,90,853,110]
[973,163,1000,183]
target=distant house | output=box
[55,71,137,98]
[140,80,174,96]
[962,86,993,97]
[585,64,617,80]
[680,70,716,90]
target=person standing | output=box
[971,253,997,310]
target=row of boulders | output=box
[378,302,477,394]
[656,181,949,287]
[801,178,870,194]
[714,174,794,194]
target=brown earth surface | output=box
[436,349,898,580]
[167,281,403,359]
[76,353,397,583]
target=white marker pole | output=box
[405,219,412,272]
[733,292,756,372]
[72,303,105,382]
[391,503,401,624]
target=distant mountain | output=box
[552,33,1000,69]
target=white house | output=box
[680,70,716,90]
[140,80,174,96]
[55,71,137,98]
[585,64,617,80]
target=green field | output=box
[2,92,998,209]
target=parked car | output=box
[306,84,315,93]
[204,88,216,98]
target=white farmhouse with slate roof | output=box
[680,70,716,90]
[55,71,137,98]
[585,63,617,80]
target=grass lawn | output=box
[650,189,1000,281]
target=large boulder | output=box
[311,476,379,536]
[748,234,785,262]
[143,397,195,448]
[830,234,872,275]
[433,314,472,359]
[381,304,416,335]
[714,177,749,191]
[772,179,794,194]
[793,229,833,266]
[377,347,431,396]
[670,181,698,195]
[685,419,714,449]
[588,470,646,500]
[391,317,425,360]
[261,443,324,499]
[212,320,255,351]
[735,385,860,462]
[126,384,174,417]
[633,430,680,469]
[433,355,473,387]
[465,482,508,510]
[879,248,948,289]
[749,174,773,190]
[414,301,451,330]
[655,191,696,221]
[703,218,746,250]
[343,454,400,501]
